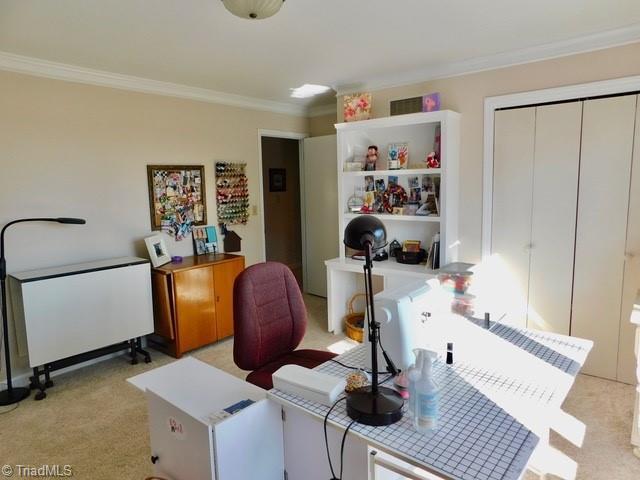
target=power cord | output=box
[0,402,19,415]
[330,358,397,378]
[339,418,357,480]
[324,397,346,480]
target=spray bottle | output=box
[406,349,425,418]
[413,348,439,434]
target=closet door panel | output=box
[527,102,582,334]
[492,107,535,327]
[572,95,637,380]
[618,95,640,384]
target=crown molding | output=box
[307,103,337,117]
[0,51,309,117]
[335,23,640,95]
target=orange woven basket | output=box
[344,293,366,343]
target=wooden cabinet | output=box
[149,254,244,358]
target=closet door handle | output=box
[625,252,635,260]
[523,243,533,251]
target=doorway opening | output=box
[260,135,304,287]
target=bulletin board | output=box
[147,165,207,240]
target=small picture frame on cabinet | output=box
[144,235,171,268]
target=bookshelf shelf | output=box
[325,110,461,333]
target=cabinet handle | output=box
[216,295,220,302]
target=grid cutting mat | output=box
[272,346,538,480]
[489,322,591,376]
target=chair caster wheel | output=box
[144,357,151,364]
[35,391,47,401]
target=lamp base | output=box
[346,385,403,426]
[0,387,30,406]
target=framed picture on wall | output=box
[269,168,286,192]
[146,165,207,236]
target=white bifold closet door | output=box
[527,102,582,335]
[618,96,640,384]
[572,95,637,380]
[492,107,535,327]
[492,103,581,332]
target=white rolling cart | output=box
[326,111,460,333]
[128,358,284,480]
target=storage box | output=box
[273,364,346,406]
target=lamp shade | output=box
[344,216,387,251]
[56,218,86,224]
[221,0,284,19]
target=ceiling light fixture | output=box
[221,0,285,20]
[290,84,331,98]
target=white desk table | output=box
[269,320,592,480]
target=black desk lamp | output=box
[0,217,86,406]
[343,216,403,426]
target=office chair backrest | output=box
[233,262,307,371]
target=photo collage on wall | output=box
[146,165,207,241]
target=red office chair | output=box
[233,262,337,389]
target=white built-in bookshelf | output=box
[325,110,460,333]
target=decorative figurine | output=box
[364,145,378,171]
[425,151,440,168]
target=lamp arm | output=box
[1,219,62,280]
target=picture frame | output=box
[146,165,207,234]
[269,168,286,192]
[343,93,372,122]
[192,225,218,256]
[144,235,171,268]
[422,92,441,112]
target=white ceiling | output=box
[1,0,640,112]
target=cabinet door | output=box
[151,271,175,340]
[618,95,640,384]
[213,258,245,340]
[527,102,582,334]
[492,107,536,327]
[572,95,637,380]
[174,267,217,354]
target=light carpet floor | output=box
[1,294,639,480]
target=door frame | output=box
[257,129,309,287]
[482,74,640,259]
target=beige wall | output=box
[309,113,336,137]
[0,70,308,379]
[337,42,640,262]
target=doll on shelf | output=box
[364,145,378,171]
[425,151,440,169]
